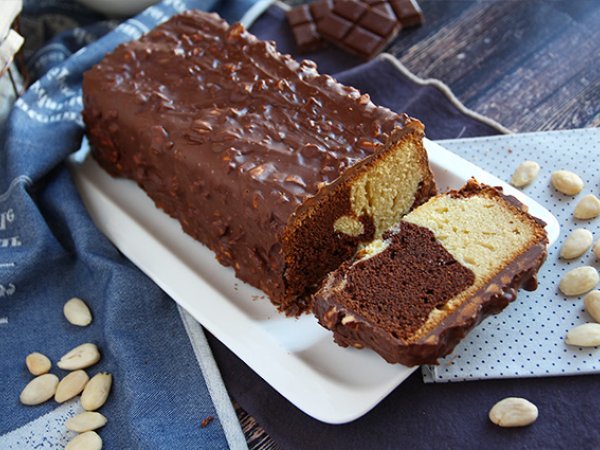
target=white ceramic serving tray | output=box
[70,139,559,424]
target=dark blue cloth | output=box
[0,1,257,448]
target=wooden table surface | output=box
[239,0,600,448]
[385,0,600,131]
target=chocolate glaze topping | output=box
[85,12,405,208]
[82,11,425,312]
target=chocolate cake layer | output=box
[337,221,475,339]
[313,180,548,365]
[82,11,435,314]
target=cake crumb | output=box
[201,415,214,428]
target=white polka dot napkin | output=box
[422,128,600,383]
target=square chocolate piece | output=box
[286,0,334,53]
[390,0,424,27]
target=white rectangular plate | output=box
[70,138,559,424]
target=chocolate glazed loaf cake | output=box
[313,180,548,365]
[82,11,436,315]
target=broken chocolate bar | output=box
[388,0,424,27]
[287,0,424,58]
[317,0,401,59]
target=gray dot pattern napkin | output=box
[423,128,600,382]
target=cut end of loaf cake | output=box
[313,179,548,366]
[340,122,436,239]
[281,119,436,315]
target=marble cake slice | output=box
[313,180,548,365]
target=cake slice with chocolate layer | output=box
[313,180,548,365]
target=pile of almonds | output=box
[549,169,600,220]
[19,297,111,450]
[510,162,600,347]
[511,164,600,220]
[557,223,600,347]
[490,164,600,428]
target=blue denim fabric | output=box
[0,1,257,448]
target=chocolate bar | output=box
[317,1,401,59]
[287,0,424,57]
[361,0,424,27]
[286,0,333,53]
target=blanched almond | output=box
[489,397,538,427]
[551,170,584,195]
[560,229,593,259]
[566,323,600,347]
[81,372,112,411]
[57,343,100,370]
[64,297,93,327]
[511,161,540,188]
[593,239,600,259]
[55,370,89,403]
[65,431,102,450]
[65,411,107,433]
[25,352,51,376]
[559,266,599,296]
[20,374,59,405]
[574,194,600,220]
[584,290,600,323]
